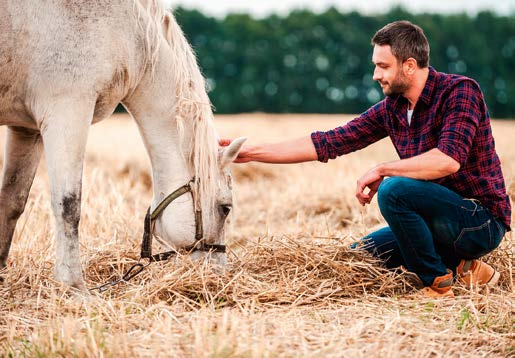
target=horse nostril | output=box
[221,204,232,216]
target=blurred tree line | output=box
[167,6,514,117]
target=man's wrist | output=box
[250,144,262,161]
[375,163,387,177]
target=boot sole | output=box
[486,270,501,287]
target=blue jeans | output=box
[351,177,505,286]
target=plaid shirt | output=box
[311,67,511,230]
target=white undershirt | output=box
[407,109,414,125]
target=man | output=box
[221,21,511,298]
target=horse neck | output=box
[123,10,219,212]
[136,115,193,209]
[123,65,194,208]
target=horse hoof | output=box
[71,281,88,293]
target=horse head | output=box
[149,137,246,265]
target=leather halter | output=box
[89,179,227,293]
[140,180,226,262]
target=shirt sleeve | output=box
[311,101,388,162]
[437,80,482,166]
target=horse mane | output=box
[136,0,219,214]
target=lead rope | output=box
[89,260,151,293]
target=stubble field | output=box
[0,113,513,357]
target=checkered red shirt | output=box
[311,67,511,230]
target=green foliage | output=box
[172,7,515,117]
[457,307,472,330]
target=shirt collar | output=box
[418,66,437,106]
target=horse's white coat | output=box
[0,0,244,290]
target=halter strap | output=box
[149,182,193,220]
[140,179,225,262]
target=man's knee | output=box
[377,177,403,208]
[377,176,419,207]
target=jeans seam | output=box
[493,218,503,238]
[460,199,486,214]
[493,218,505,248]
[454,219,492,255]
[392,191,484,215]
[459,206,486,213]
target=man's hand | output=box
[356,167,384,206]
[219,138,253,163]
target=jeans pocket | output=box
[454,219,494,259]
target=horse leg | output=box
[0,127,43,269]
[40,103,93,291]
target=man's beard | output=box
[380,71,409,96]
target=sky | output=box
[164,0,515,17]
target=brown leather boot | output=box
[413,269,454,298]
[457,259,500,287]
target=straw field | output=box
[0,113,513,357]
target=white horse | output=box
[0,0,245,291]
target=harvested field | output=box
[0,114,513,357]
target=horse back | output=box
[0,0,148,127]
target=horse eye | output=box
[220,204,232,216]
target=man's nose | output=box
[373,67,381,81]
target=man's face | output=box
[372,45,409,96]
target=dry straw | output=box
[84,237,418,307]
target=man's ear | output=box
[404,57,418,75]
[220,137,247,168]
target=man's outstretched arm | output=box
[219,136,318,164]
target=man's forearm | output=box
[246,136,318,164]
[376,148,460,180]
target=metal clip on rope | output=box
[89,261,150,293]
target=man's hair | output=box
[371,21,430,68]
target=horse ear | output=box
[220,137,247,168]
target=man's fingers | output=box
[355,181,367,205]
[356,181,378,206]
[359,194,369,206]
[356,181,365,196]
[219,138,232,146]
[356,189,369,205]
